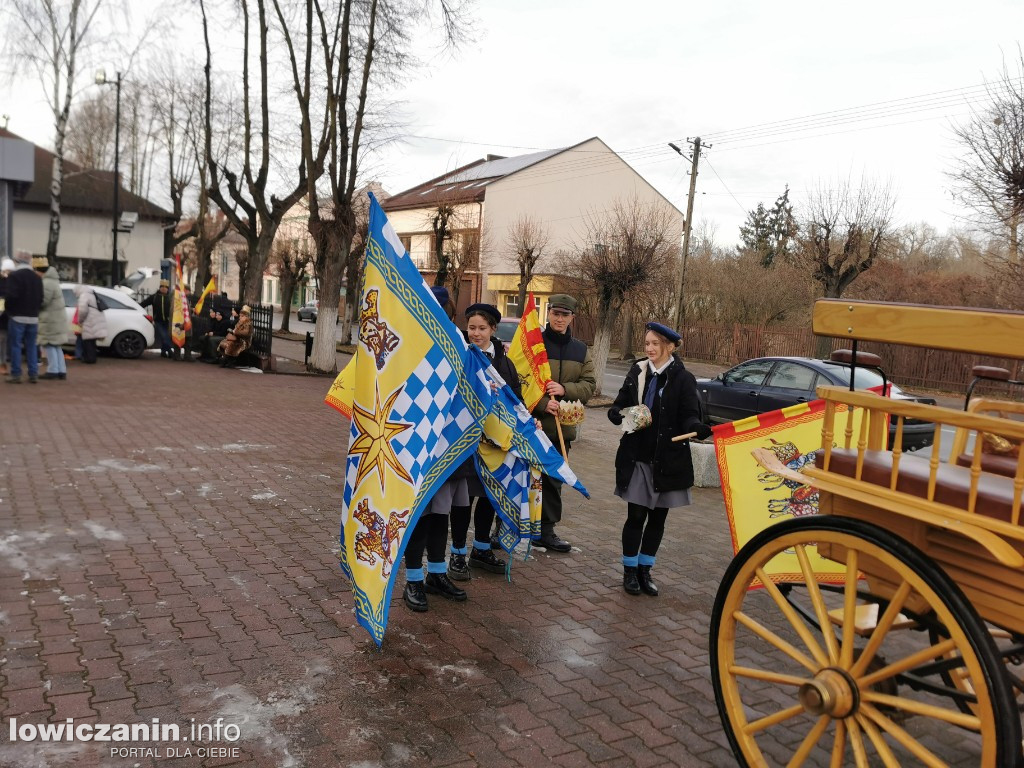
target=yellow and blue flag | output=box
[473,351,589,553]
[338,193,494,646]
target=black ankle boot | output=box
[623,566,641,595]
[637,565,659,596]
[403,581,428,612]
[424,572,467,601]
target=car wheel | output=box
[112,330,146,359]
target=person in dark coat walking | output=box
[607,322,711,596]
[4,250,43,383]
[447,303,524,580]
[138,279,174,357]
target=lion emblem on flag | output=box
[352,498,409,578]
[758,439,819,519]
[359,289,400,370]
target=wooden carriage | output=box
[710,300,1024,767]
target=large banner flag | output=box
[325,356,355,420]
[471,347,589,553]
[714,399,872,587]
[337,192,494,646]
[506,292,552,411]
[194,275,217,315]
[171,256,191,348]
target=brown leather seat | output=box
[954,452,1020,479]
[822,448,1018,524]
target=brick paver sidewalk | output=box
[0,355,986,767]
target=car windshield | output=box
[495,321,517,342]
[819,362,885,390]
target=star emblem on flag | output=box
[349,382,414,491]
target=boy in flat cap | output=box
[531,293,596,552]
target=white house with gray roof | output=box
[383,137,682,318]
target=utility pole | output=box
[669,137,706,330]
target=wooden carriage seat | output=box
[954,441,1020,478]
[822,448,1019,524]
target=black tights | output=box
[404,514,449,569]
[621,503,668,558]
[450,498,497,550]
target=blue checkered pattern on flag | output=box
[337,192,493,647]
[471,347,589,553]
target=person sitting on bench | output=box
[216,305,253,367]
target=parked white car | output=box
[61,283,156,358]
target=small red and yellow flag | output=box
[506,293,552,411]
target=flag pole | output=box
[554,418,567,458]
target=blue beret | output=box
[465,303,501,325]
[646,321,681,344]
[430,286,450,306]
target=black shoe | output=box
[637,565,659,597]
[469,547,506,574]
[28,376,37,384]
[447,553,471,581]
[490,534,501,550]
[58,373,66,380]
[623,566,641,596]
[403,581,428,612]
[424,572,467,601]
[534,531,571,553]
[42,372,60,379]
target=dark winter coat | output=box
[139,289,173,324]
[4,265,43,318]
[531,325,596,443]
[612,358,704,493]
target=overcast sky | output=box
[3,0,1022,248]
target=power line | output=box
[702,157,748,216]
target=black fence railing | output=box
[248,303,273,359]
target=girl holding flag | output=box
[447,303,523,580]
[607,322,711,597]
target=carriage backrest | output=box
[813,300,1024,360]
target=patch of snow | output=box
[251,491,278,501]
[75,458,163,473]
[82,522,125,541]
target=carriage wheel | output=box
[710,517,1020,767]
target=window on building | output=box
[399,235,411,255]
[504,295,519,317]
[221,253,229,274]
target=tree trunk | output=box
[516,272,530,317]
[279,275,295,333]
[619,311,634,360]
[309,257,344,373]
[242,225,280,305]
[589,301,618,398]
[46,154,64,263]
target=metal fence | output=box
[248,303,274,360]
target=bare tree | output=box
[6,0,107,263]
[799,177,896,299]
[270,238,312,333]
[506,214,549,317]
[564,197,680,396]
[65,92,115,169]
[951,52,1024,265]
[284,0,472,372]
[199,0,310,306]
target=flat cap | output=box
[547,294,577,313]
[465,303,501,325]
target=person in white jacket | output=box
[74,285,108,364]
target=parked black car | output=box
[696,356,937,451]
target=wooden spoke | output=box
[859,701,947,768]
[829,720,846,768]
[857,637,958,688]
[787,715,831,768]
[846,716,870,768]
[729,665,807,687]
[734,611,819,673]
[755,566,830,668]
[839,549,859,669]
[857,713,901,768]
[861,690,981,730]
[794,544,840,664]
[849,580,913,678]
[744,703,805,735]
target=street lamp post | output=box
[95,69,122,287]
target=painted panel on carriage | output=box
[713,399,873,587]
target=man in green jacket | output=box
[531,294,596,552]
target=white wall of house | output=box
[387,204,481,268]
[13,207,165,281]
[481,137,683,276]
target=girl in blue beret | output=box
[607,323,712,596]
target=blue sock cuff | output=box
[638,553,656,566]
[450,546,468,555]
[406,567,424,582]
[426,561,447,574]
[622,554,639,567]
[473,539,491,551]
